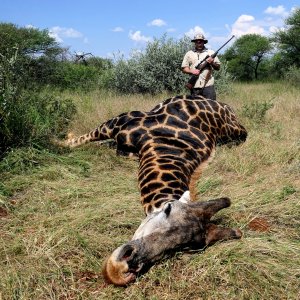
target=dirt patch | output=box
[75,271,99,282]
[248,217,271,232]
[0,207,8,218]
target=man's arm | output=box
[181,66,200,76]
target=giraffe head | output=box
[102,197,242,286]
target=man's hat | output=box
[191,34,208,44]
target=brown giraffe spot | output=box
[248,217,270,232]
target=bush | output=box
[113,35,191,94]
[27,59,114,91]
[57,62,115,90]
[0,51,76,157]
[214,60,235,95]
[241,100,274,122]
[1,91,76,155]
[284,65,300,87]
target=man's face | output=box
[195,40,205,51]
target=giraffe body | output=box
[60,95,247,285]
[64,95,247,214]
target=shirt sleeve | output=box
[181,51,192,68]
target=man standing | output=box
[181,34,220,100]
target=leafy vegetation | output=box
[113,35,191,94]
[284,65,300,87]
[271,7,300,71]
[0,50,76,156]
[241,100,274,123]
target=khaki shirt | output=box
[181,47,220,88]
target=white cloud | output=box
[185,26,206,39]
[112,26,124,32]
[269,26,280,33]
[237,15,255,23]
[49,26,83,43]
[49,31,63,43]
[148,19,167,27]
[166,28,176,32]
[264,5,289,17]
[231,14,265,37]
[25,24,36,29]
[129,30,152,42]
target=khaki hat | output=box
[191,34,208,44]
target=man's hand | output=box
[190,69,200,75]
[205,56,220,70]
[206,56,215,64]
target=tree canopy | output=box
[223,34,272,80]
[0,23,64,58]
[272,7,300,67]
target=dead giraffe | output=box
[59,95,247,285]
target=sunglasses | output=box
[195,40,204,44]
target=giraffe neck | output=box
[138,141,214,215]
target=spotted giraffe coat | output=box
[62,95,247,215]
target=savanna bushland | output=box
[1,10,300,300]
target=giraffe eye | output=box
[164,203,172,217]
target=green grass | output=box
[0,82,299,300]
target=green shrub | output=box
[113,35,190,94]
[284,65,300,87]
[1,91,76,155]
[0,51,76,157]
[241,100,274,122]
[214,60,235,95]
[58,63,100,90]
[27,58,114,91]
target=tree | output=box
[0,23,71,89]
[272,8,300,68]
[223,34,272,80]
[0,23,62,57]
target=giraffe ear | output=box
[190,197,231,219]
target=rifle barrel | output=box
[215,35,235,54]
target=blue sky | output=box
[1,0,299,59]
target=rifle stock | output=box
[185,35,235,90]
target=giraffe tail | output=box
[53,122,114,149]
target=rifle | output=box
[185,35,235,90]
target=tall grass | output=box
[0,82,299,300]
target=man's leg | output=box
[202,86,216,100]
[191,88,202,97]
